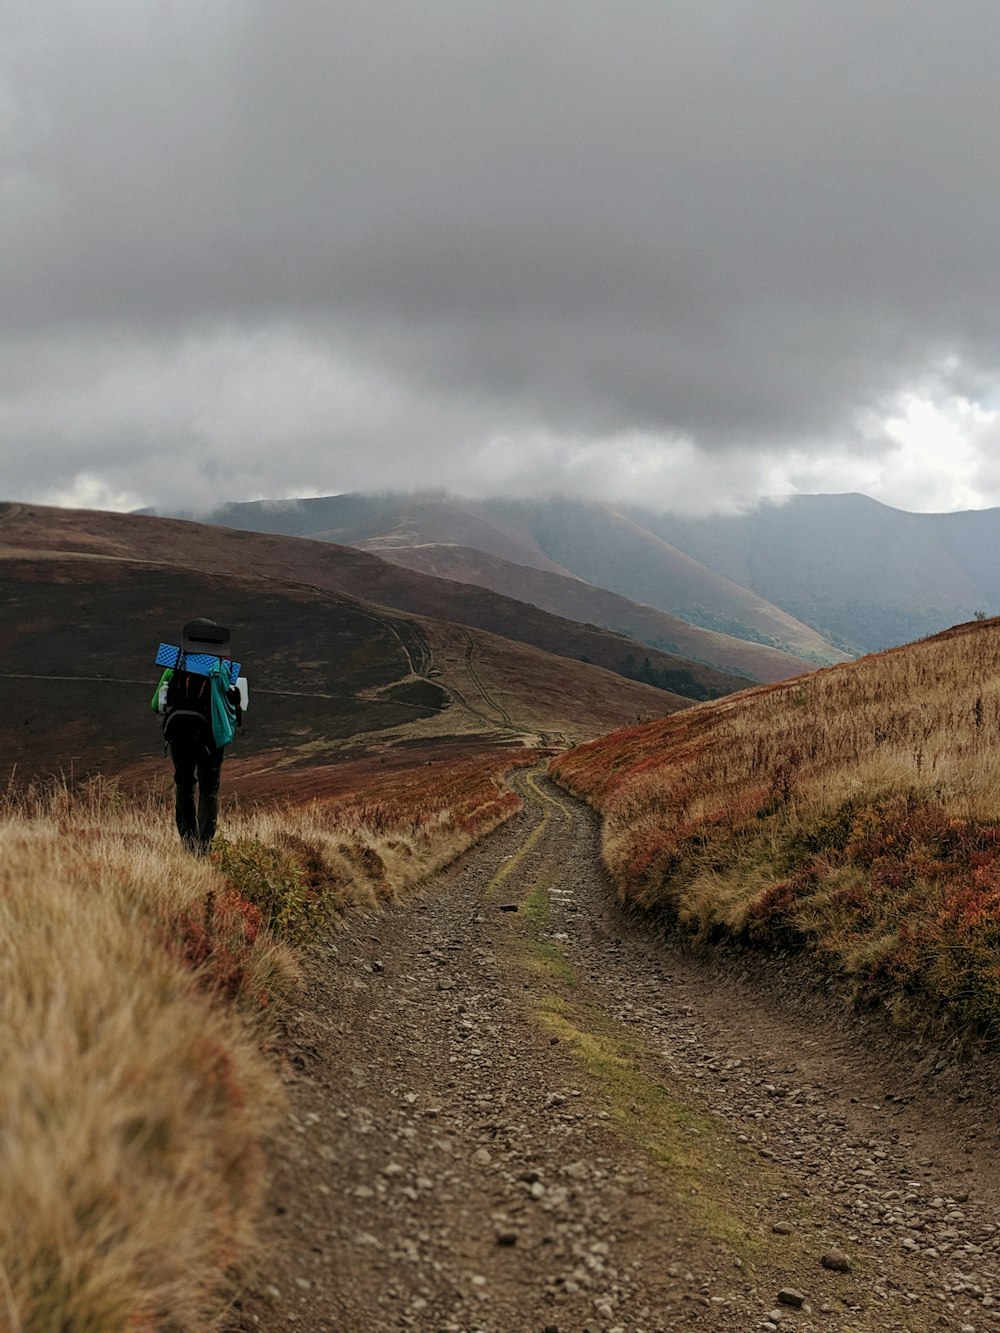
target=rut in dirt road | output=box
[240,770,1000,1333]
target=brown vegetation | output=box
[551,618,1000,1040]
[0,751,526,1329]
[0,503,678,783]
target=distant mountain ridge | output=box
[209,494,575,577]
[202,489,1000,656]
[204,492,847,669]
[631,493,1000,651]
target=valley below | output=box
[242,771,1000,1333]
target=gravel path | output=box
[236,770,1000,1332]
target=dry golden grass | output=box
[0,753,526,1330]
[557,619,1000,855]
[0,790,286,1331]
[552,619,1000,1038]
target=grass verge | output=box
[0,750,529,1330]
[551,617,1000,1044]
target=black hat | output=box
[182,618,231,658]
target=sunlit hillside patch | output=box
[0,750,528,1330]
[551,618,1000,1039]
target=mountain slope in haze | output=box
[200,492,848,665]
[209,493,575,577]
[931,504,1000,601]
[373,541,817,683]
[476,497,848,663]
[633,494,994,652]
[0,502,699,782]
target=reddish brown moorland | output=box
[0,504,685,782]
[552,616,1000,1040]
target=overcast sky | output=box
[4,1,1000,516]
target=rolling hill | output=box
[0,502,702,785]
[3,502,753,700]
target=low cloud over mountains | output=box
[5,3,1000,514]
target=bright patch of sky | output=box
[777,393,1000,515]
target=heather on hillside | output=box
[551,619,1000,1039]
[0,752,525,1330]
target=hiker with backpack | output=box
[151,618,245,855]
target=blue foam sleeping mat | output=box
[155,644,240,683]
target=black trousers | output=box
[169,725,225,851]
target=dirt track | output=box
[237,772,1000,1332]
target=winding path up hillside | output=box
[238,774,1000,1332]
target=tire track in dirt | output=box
[238,770,1000,1332]
[411,625,549,742]
[380,615,433,678]
[461,630,514,728]
[422,628,525,738]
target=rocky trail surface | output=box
[236,771,1000,1332]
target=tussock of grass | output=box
[0,753,527,1330]
[0,804,284,1330]
[221,751,529,927]
[551,619,1000,1040]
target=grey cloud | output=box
[4,1,1000,510]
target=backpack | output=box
[153,661,238,750]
